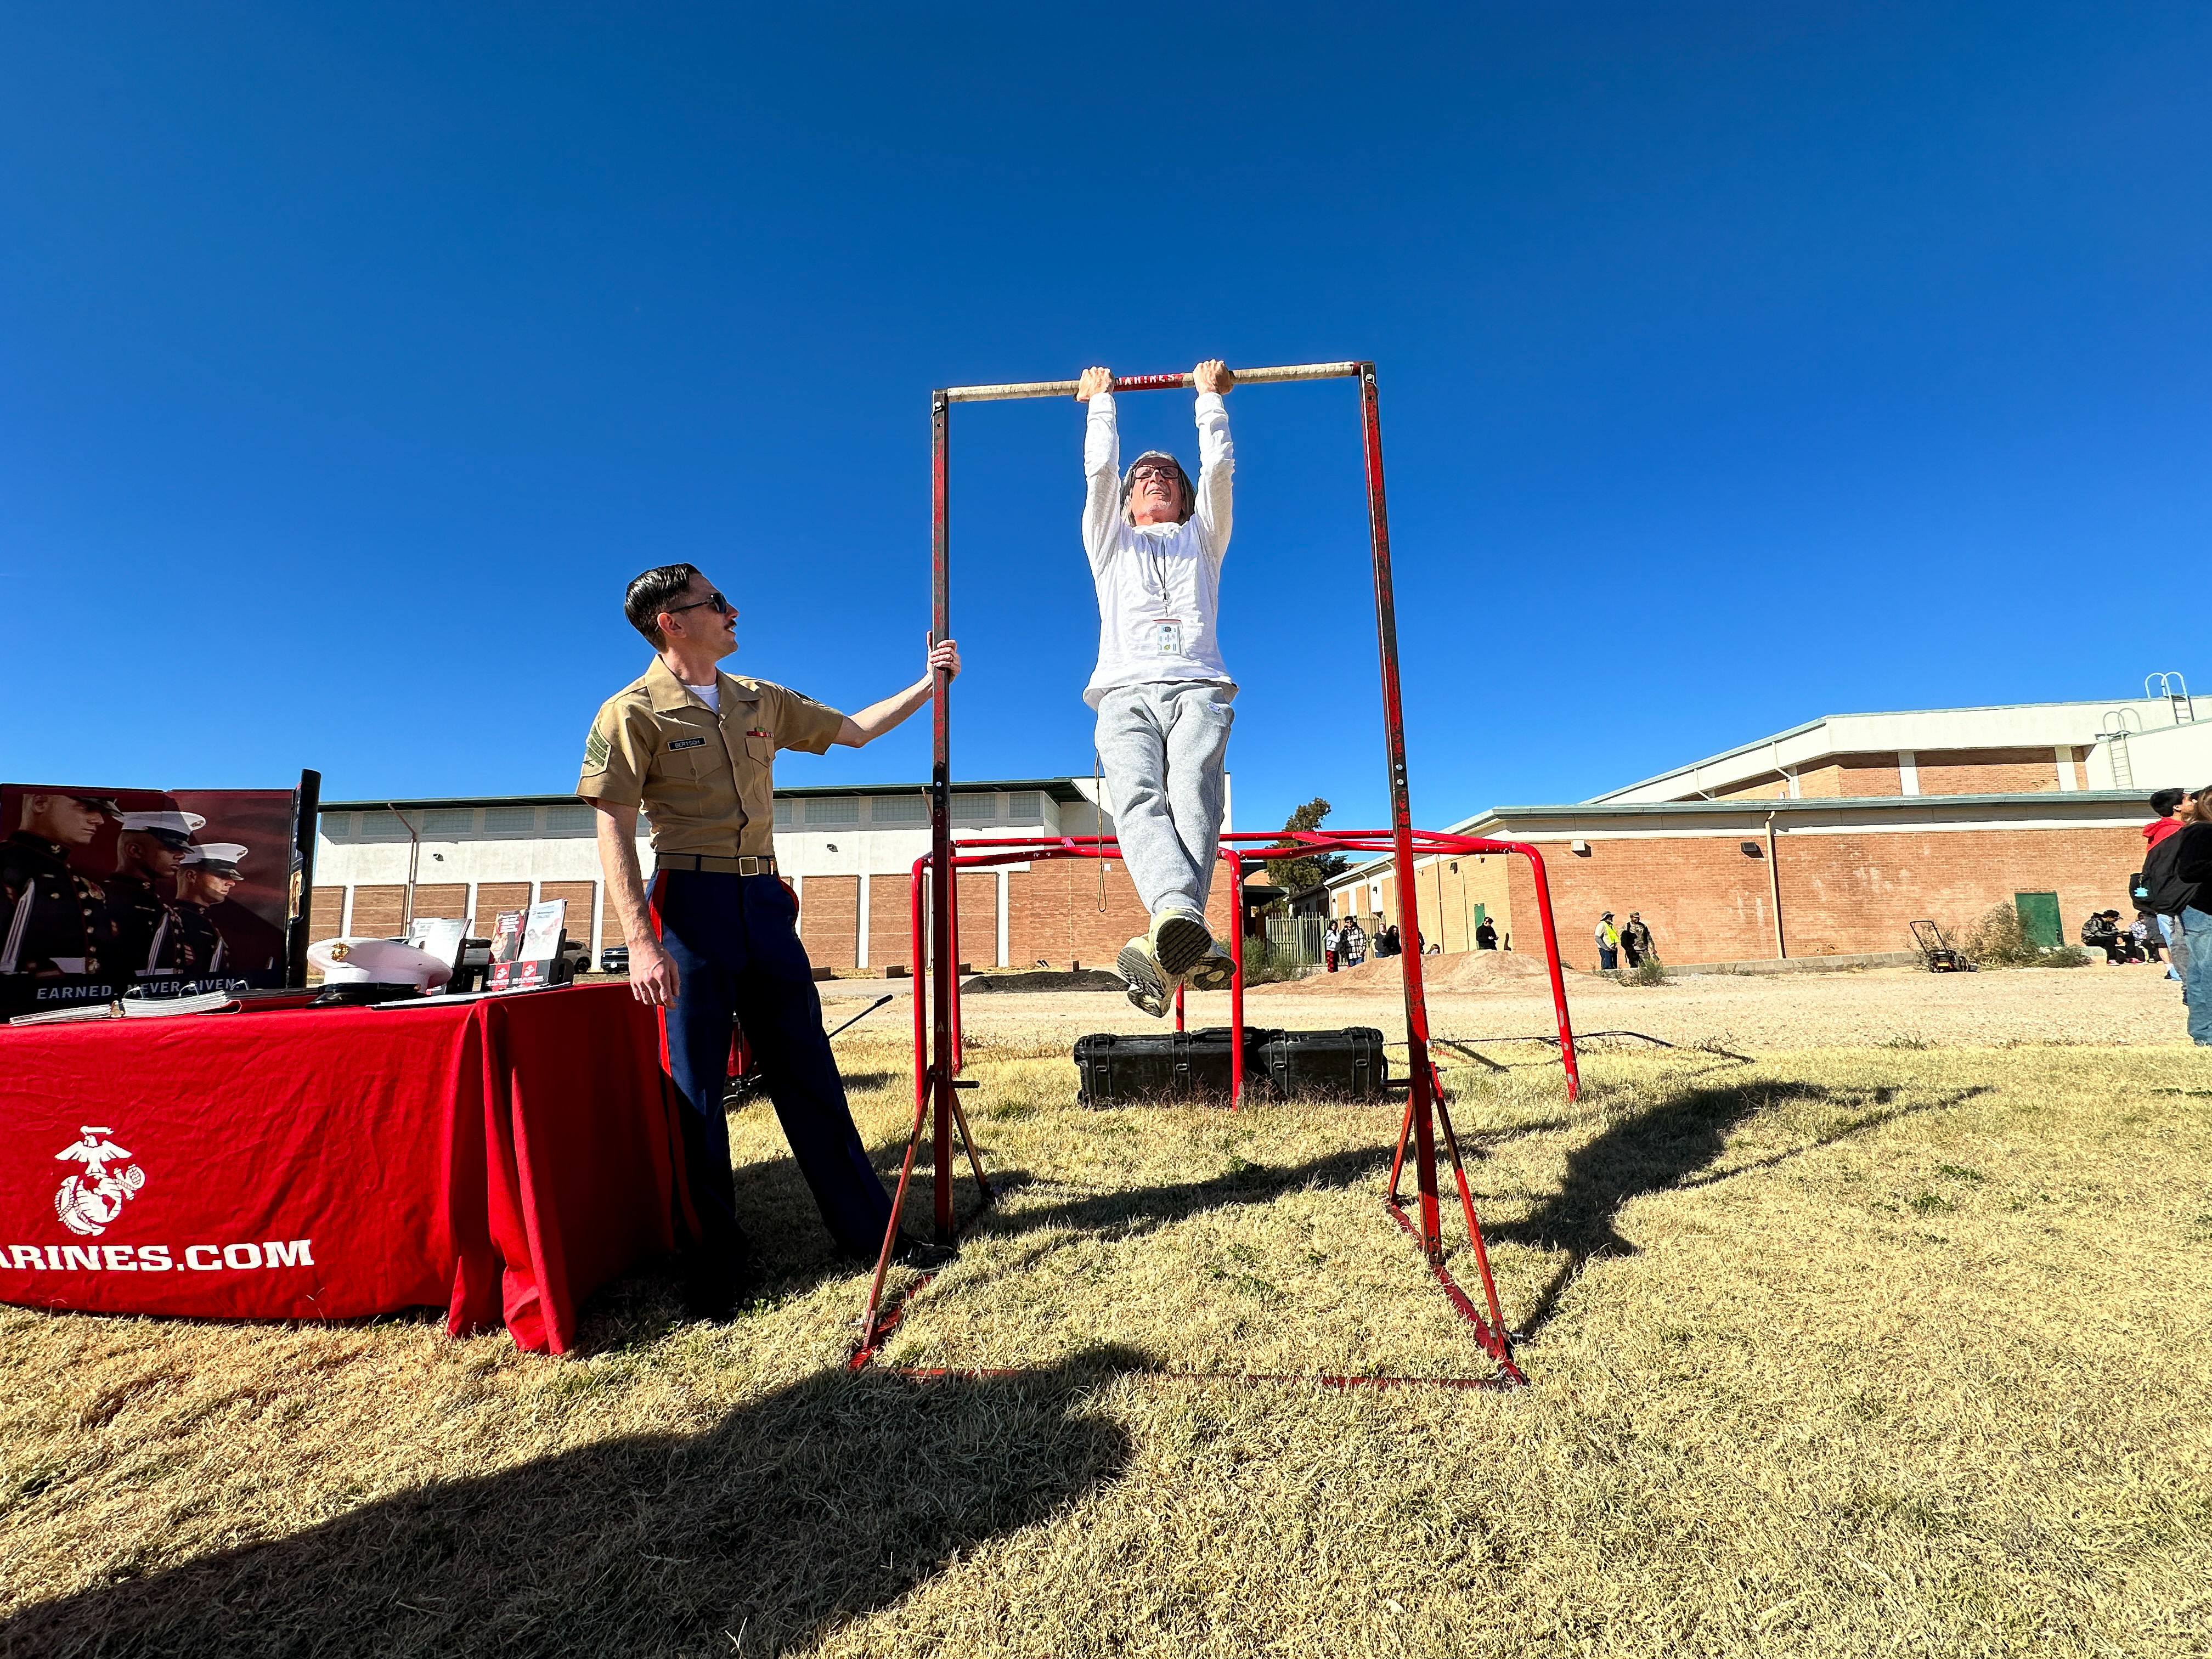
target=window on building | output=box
[358,812,407,841]
[544,805,593,835]
[1007,791,1042,821]
[951,793,998,825]
[484,806,538,836]
[424,809,474,838]
[806,797,859,825]
[870,794,926,823]
[320,814,354,839]
[774,799,794,828]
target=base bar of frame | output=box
[845,1218,1527,1391]
[848,1267,943,1373]
[879,1367,1517,1393]
[1383,1199,1528,1387]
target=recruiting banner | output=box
[0,986,684,1348]
[0,784,302,1017]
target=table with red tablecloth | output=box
[0,984,688,1354]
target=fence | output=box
[1264,912,1328,967]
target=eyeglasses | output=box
[1128,467,1181,484]
[667,590,733,617]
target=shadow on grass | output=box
[0,1348,1141,1659]
[970,1144,1397,1245]
[1493,1080,1987,1338]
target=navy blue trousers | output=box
[652,870,892,1268]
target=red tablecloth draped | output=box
[0,984,684,1354]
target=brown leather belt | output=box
[655,853,777,876]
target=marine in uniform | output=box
[579,563,959,1315]
[177,841,287,977]
[174,842,247,973]
[104,810,206,979]
[1,793,119,979]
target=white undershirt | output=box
[686,680,720,713]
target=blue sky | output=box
[3,3,2205,832]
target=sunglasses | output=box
[1128,466,1182,484]
[667,590,734,617]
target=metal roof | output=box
[1477,789,2148,820]
[320,778,1092,814]
[1324,788,2161,887]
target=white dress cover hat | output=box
[307,937,454,990]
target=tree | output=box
[1267,797,1352,898]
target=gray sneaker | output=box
[1116,935,1172,1018]
[1184,942,1237,991]
[1149,907,1215,979]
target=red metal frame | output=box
[865,361,1581,1385]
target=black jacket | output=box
[2141,829,2189,916]
[2168,822,2212,914]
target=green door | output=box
[2015,891,2061,950]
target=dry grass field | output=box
[3,969,2209,1657]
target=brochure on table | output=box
[486,900,566,991]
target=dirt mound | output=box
[1248,948,1567,995]
[967,968,1128,993]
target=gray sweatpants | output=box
[1095,680,1235,919]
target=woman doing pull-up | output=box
[1075,359,1239,1016]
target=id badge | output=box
[1152,617,1184,656]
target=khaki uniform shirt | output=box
[577,658,845,858]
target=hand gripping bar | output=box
[941,361,1364,404]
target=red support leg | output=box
[1226,850,1245,1108]
[1357,362,1444,1263]
[1516,844,1582,1102]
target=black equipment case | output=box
[1074,1026,1389,1105]
[1073,1027,1270,1105]
[1255,1027,1390,1101]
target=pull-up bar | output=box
[943,360,1363,403]
[898,356,1582,1384]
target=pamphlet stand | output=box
[486,900,571,992]
[855,362,1582,1386]
[486,930,566,992]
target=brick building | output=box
[1325,689,2209,969]
[309,777,1235,971]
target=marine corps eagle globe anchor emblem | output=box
[54,1126,145,1237]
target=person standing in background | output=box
[1625,912,1656,966]
[1475,916,1499,951]
[1595,912,1620,970]
[2166,785,2212,1043]
[2141,788,2187,981]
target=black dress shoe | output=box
[682,1250,764,1321]
[892,1233,958,1272]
